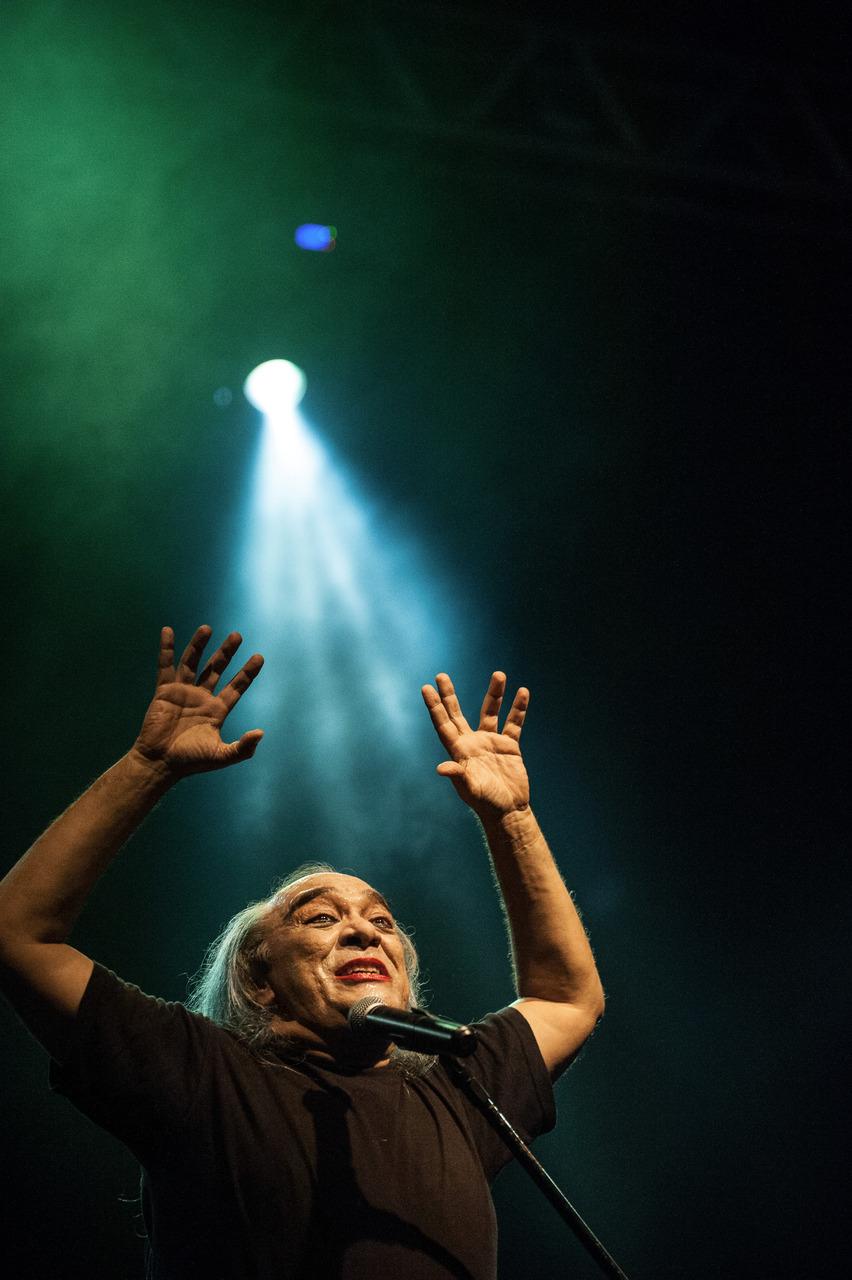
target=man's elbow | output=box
[565,977,605,1040]
[588,978,605,1023]
[559,973,605,1026]
[568,989,603,1047]
[518,969,605,1020]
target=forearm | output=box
[479,806,604,1013]
[0,749,173,947]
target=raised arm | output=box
[421,671,604,1079]
[0,625,263,1061]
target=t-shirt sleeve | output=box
[456,1004,557,1181]
[49,962,213,1158]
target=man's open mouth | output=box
[334,959,390,982]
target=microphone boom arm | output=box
[442,1055,631,1280]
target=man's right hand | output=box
[131,626,265,780]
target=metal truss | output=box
[269,0,851,227]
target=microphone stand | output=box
[441,1054,631,1280]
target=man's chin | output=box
[332,980,407,1007]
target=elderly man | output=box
[0,626,604,1279]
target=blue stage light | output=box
[295,223,337,252]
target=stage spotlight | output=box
[243,359,307,416]
[226,367,472,865]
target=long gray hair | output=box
[186,862,434,1075]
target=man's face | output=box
[255,872,411,1060]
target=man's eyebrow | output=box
[282,887,331,920]
[281,886,394,921]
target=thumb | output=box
[224,729,265,765]
[436,761,464,779]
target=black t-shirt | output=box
[51,964,556,1279]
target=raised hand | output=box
[132,626,264,778]
[421,672,530,819]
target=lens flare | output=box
[295,224,337,252]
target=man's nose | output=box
[340,915,380,945]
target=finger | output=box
[421,683,461,749]
[155,626,177,688]
[478,671,506,732]
[197,631,243,691]
[218,653,264,712]
[435,673,473,734]
[176,625,213,681]
[436,761,465,778]
[502,687,530,741]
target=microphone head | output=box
[347,995,386,1032]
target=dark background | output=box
[1,2,848,1277]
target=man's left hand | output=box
[421,672,530,820]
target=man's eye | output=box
[372,916,394,928]
[306,913,336,924]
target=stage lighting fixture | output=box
[243,360,307,415]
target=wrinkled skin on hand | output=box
[421,671,530,820]
[133,625,264,779]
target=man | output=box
[0,625,604,1279]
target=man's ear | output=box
[247,946,282,1012]
[252,982,276,1009]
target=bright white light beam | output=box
[227,360,472,866]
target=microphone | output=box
[348,997,479,1057]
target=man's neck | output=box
[268,1014,392,1069]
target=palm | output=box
[133,627,264,777]
[444,730,529,810]
[138,686,229,767]
[421,672,531,818]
